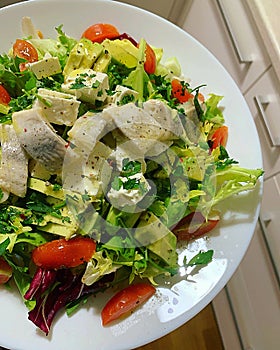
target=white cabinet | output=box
[182,0,271,93]
[259,174,280,278]
[213,172,280,349]
[244,66,280,179]
[226,220,280,350]
[181,1,280,349]
[214,220,280,350]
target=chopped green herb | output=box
[187,250,214,267]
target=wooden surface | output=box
[134,303,224,350]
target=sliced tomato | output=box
[171,79,194,103]
[172,211,220,241]
[144,43,156,74]
[101,283,156,326]
[210,125,228,150]
[13,39,38,71]
[0,257,12,284]
[0,85,11,105]
[32,237,96,269]
[82,23,120,43]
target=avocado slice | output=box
[93,50,112,72]
[63,38,104,76]
[102,39,138,68]
[28,177,64,200]
[135,212,178,266]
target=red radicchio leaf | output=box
[24,268,57,300]
[24,268,112,335]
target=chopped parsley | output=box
[70,76,86,89]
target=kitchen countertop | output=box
[247,0,280,81]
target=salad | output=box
[0,17,263,334]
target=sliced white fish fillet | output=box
[0,124,29,198]
[143,99,186,139]
[12,108,67,173]
[21,16,40,39]
[63,112,111,196]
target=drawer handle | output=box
[216,0,252,64]
[258,217,280,285]
[254,95,280,147]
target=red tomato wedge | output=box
[32,237,96,269]
[171,79,194,103]
[143,43,156,74]
[210,125,228,150]
[0,85,11,105]
[82,23,120,43]
[172,212,220,241]
[0,257,12,284]
[13,39,38,71]
[101,283,156,326]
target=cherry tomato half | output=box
[101,283,156,326]
[82,23,120,43]
[172,212,220,241]
[144,43,156,74]
[13,39,38,71]
[32,237,96,269]
[171,79,194,103]
[210,125,228,151]
[0,257,12,284]
[0,85,11,105]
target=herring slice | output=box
[21,16,40,39]
[63,112,110,195]
[143,99,186,139]
[0,124,29,197]
[12,108,67,173]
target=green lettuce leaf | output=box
[204,93,225,125]
[210,165,264,207]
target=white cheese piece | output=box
[107,172,151,209]
[61,68,109,103]
[109,85,139,105]
[110,143,146,173]
[28,56,62,79]
[34,88,80,126]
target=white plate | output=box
[0,1,263,349]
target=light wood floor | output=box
[135,303,224,350]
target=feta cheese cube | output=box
[109,85,138,105]
[28,56,62,79]
[61,68,109,104]
[34,88,80,126]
